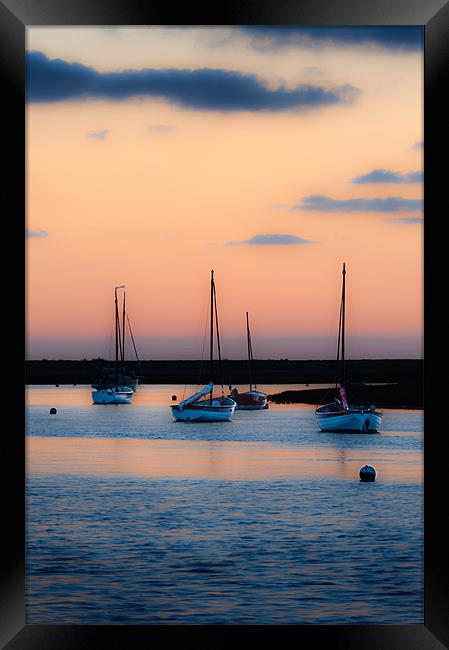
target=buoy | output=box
[359,465,376,482]
[171,395,177,401]
[55,384,59,387]
[50,407,57,414]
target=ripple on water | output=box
[26,475,423,624]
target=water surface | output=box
[26,385,423,624]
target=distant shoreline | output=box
[26,359,422,408]
[268,382,423,409]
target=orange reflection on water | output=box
[27,437,422,483]
[25,384,334,408]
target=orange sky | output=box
[26,27,423,359]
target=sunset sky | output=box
[26,26,423,360]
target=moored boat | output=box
[92,285,134,405]
[315,264,382,433]
[170,270,236,422]
[228,312,268,410]
[92,385,133,404]
[171,382,236,422]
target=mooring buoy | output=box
[359,465,376,482]
[50,407,57,414]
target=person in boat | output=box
[230,386,239,397]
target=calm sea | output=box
[26,384,423,624]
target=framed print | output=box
[1,0,448,647]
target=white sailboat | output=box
[171,271,236,422]
[92,285,133,405]
[315,264,382,433]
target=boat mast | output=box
[114,286,119,388]
[114,285,125,388]
[210,270,214,402]
[213,277,224,396]
[246,312,253,392]
[341,263,346,388]
[121,288,126,377]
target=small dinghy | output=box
[170,270,236,422]
[315,264,382,433]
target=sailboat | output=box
[229,312,268,410]
[315,264,382,433]
[92,285,134,405]
[170,270,236,422]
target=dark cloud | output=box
[293,195,422,213]
[240,27,423,51]
[227,234,313,246]
[351,169,423,184]
[26,229,48,238]
[87,129,108,139]
[27,51,359,112]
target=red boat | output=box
[229,387,268,410]
[228,312,268,410]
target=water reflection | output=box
[27,437,422,482]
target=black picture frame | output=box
[2,1,448,647]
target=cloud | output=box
[27,51,359,112]
[87,129,108,139]
[227,234,313,246]
[293,195,422,213]
[240,27,423,51]
[149,124,173,133]
[26,229,48,238]
[391,216,423,224]
[412,141,424,149]
[351,169,423,184]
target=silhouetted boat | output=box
[171,271,236,422]
[229,312,268,410]
[315,264,382,432]
[92,285,133,405]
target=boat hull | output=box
[171,398,236,422]
[316,407,382,432]
[229,390,268,410]
[92,387,133,404]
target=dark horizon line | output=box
[26,357,423,362]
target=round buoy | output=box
[55,384,59,387]
[50,407,57,414]
[359,465,376,482]
[73,383,77,386]
[171,395,177,401]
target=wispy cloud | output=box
[227,234,313,246]
[27,51,360,112]
[87,129,108,140]
[351,169,423,184]
[239,26,423,52]
[390,216,423,224]
[26,229,48,238]
[293,195,422,213]
[149,124,173,133]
